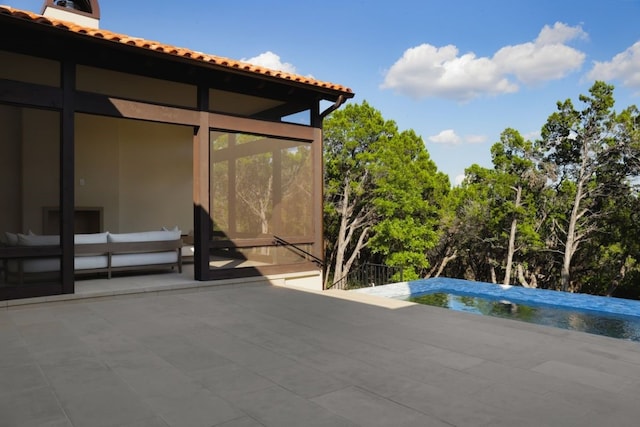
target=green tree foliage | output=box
[323,101,448,285]
[324,84,640,298]
[538,81,640,291]
[431,82,640,298]
[323,101,393,287]
[368,129,449,279]
[451,164,502,282]
[581,193,640,297]
[490,129,545,285]
[433,153,540,286]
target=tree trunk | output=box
[427,249,457,278]
[530,272,538,289]
[332,188,349,287]
[561,178,584,292]
[330,176,373,289]
[323,247,336,289]
[516,264,537,288]
[489,259,497,284]
[504,186,522,286]
[606,263,627,297]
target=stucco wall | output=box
[0,107,59,234]
[75,114,121,231]
[0,50,60,87]
[21,109,60,234]
[76,65,196,109]
[0,105,22,232]
[75,115,193,234]
[117,119,193,233]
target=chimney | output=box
[42,0,101,28]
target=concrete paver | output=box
[2,281,640,426]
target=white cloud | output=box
[428,129,462,145]
[454,174,466,186]
[535,22,588,45]
[381,44,517,101]
[242,51,297,74]
[587,41,640,90]
[382,22,587,101]
[428,130,487,145]
[494,22,587,84]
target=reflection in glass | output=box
[280,145,312,237]
[235,149,273,236]
[210,131,312,239]
[211,159,229,236]
[0,105,61,289]
[209,130,313,269]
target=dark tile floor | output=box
[1,280,640,426]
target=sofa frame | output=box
[4,238,183,284]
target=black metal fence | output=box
[329,263,404,290]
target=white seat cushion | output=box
[108,229,181,243]
[111,251,178,267]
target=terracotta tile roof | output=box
[0,5,354,96]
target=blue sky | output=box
[12,0,640,184]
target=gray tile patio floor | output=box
[2,277,640,426]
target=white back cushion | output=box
[17,234,59,246]
[108,229,181,243]
[75,232,109,244]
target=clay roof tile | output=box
[0,5,353,96]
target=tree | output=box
[368,129,449,279]
[582,192,640,296]
[323,101,448,286]
[323,101,395,287]
[538,81,640,291]
[424,184,465,279]
[490,129,545,285]
[429,81,640,296]
[439,164,501,283]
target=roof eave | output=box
[0,5,354,101]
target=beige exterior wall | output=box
[21,109,60,234]
[0,105,23,233]
[75,114,193,234]
[0,50,60,87]
[1,110,192,236]
[117,119,193,233]
[209,89,283,116]
[0,106,59,235]
[76,65,197,109]
[75,114,121,232]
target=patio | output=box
[1,280,640,426]
[1,3,350,302]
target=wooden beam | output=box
[61,60,75,294]
[0,79,62,108]
[75,92,200,125]
[193,84,211,280]
[209,112,316,140]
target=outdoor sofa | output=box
[1,228,182,283]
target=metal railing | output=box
[328,263,404,290]
[272,235,324,267]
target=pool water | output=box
[407,291,640,342]
[354,278,640,342]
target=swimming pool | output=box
[354,278,640,341]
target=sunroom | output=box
[0,2,354,301]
